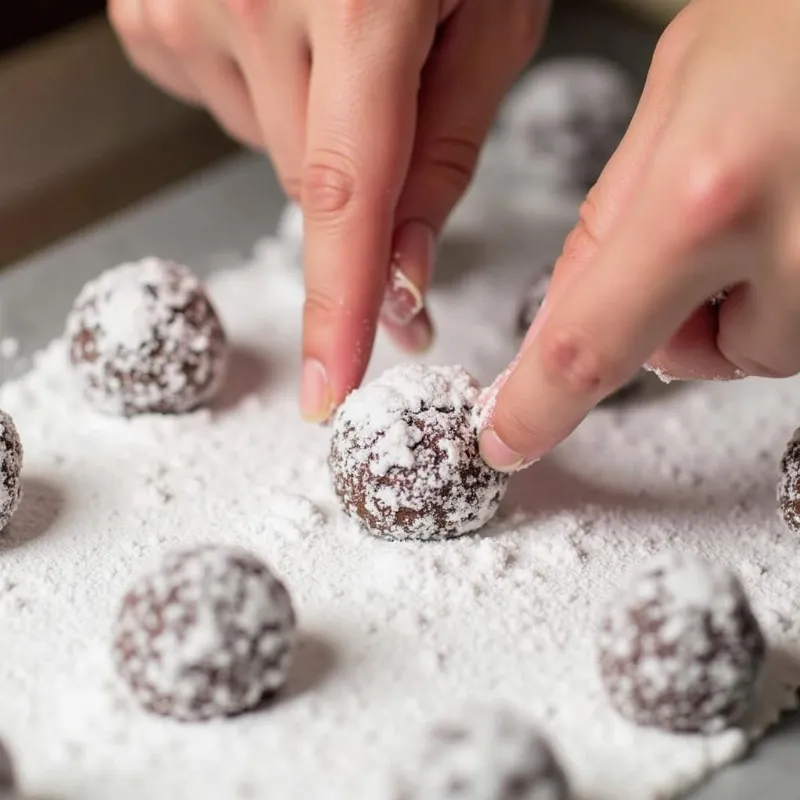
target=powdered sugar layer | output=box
[598,552,765,734]
[0,409,22,532]
[393,705,571,800]
[113,544,296,721]
[337,364,481,446]
[66,258,229,416]
[0,145,799,800]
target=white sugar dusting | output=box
[0,144,798,800]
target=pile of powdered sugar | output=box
[0,147,799,800]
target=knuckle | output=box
[538,326,625,398]
[651,10,694,74]
[560,195,604,264]
[417,135,480,199]
[675,150,757,237]
[508,2,546,68]
[332,0,371,26]
[223,0,268,25]
[302,153,358,219]
[108,0,148,41]
[303,289,342,327]
[147,0,198,53]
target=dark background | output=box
[3,1,104,54]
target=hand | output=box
[480,0,800,472]
[108,0,548,422]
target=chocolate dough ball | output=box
[778,429,800,533]
[329,364,508,541]
[501,58,635,191]
[113,544,296,721]
[597,551,765,734]
[0,737,16,795]
[393,705,573,800]
[0,410,22,534]
[67,258,229,416]
[516,267,647,404]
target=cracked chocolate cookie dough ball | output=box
[516,266,647,403]
[113,544,296,721]
[329,364,508,541]
[778,429,800,533]
[0,410,22,534]
[597,552,765,733]
[501,58,635,191]
[393,705,573,800]
[67,258,229,416]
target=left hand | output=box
[108,0,549,422]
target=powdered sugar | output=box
[0,146,799,799]
[336,364,481,448]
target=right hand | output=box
[480,0,800,471]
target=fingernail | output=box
[478,428,525,473]
[382,262,424,325]
[386,313,434,354]
[381,221,434,325]
[300,358,333,423]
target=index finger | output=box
[298,3,438,422]
[480,142,758,471]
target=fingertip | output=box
[478,428,526,473]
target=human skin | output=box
[108,0,800,473]
[480,0,800,471]
[107,0,549,422]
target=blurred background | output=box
[0,0,687,269]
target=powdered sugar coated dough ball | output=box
[0,409,22,533]
[329,365,509,541]
[501,58,634,191]
[67,258,229,416]
[113,544,296,721]
[393,705,573,800]
[277,201,304,269]
[778,428,800,532]
[597,552,765,734]
[0,736,17,795]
